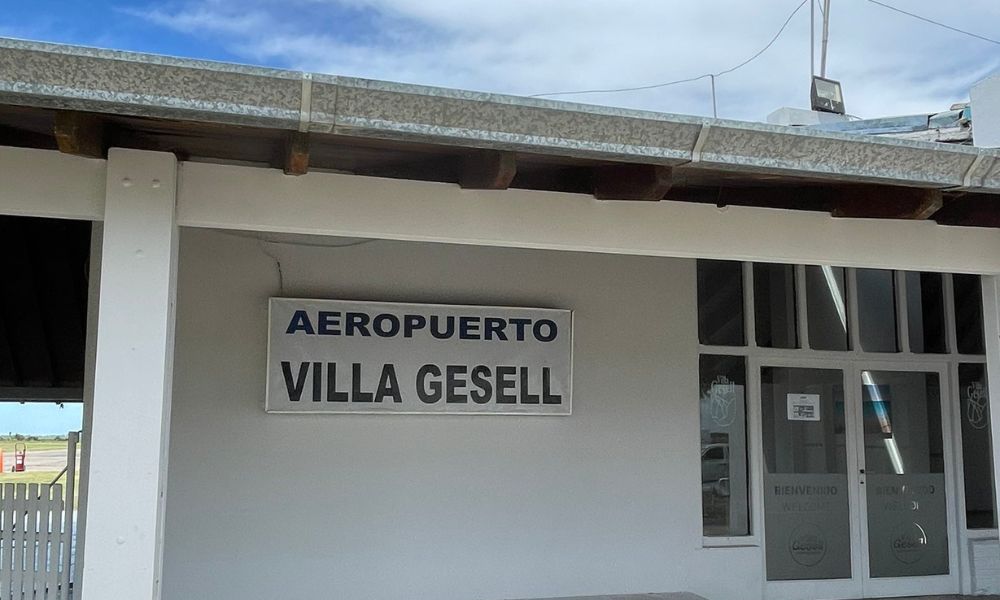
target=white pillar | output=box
[972,75,1000,148]
[78,149,178,600]
[983,276,1000,526]
[74,223,103,589]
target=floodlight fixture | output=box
[811,76,845,115]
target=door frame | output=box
[753,357,962,600]
[852,361,961,598]
[754,356,863,600]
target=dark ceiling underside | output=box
[0,104,996,227]
[0,215,90,398]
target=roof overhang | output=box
[2,37,1000,227]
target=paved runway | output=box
[4,448,80,472]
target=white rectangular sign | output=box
[787,393,820,421]
[266,298,573,414]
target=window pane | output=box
[954,274,985,355]
[700,355,749,537]
[906,272,947,354]
[857,269,898,353]
[959,363,997,529]
[806,266,850,351]
[697,260,745,346]
[754,263,798,348]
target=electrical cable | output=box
[529,73,712,98]
[717,0,809,77]
[530,0,809,98]
[866,0,1000,46]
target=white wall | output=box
[161,228,762,600]
[973,74,1000,148]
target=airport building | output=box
[2,38,1000,600]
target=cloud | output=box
[124,0,1000,121]
[118,1,274,37]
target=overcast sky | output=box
[3,1,1000,122]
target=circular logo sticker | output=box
[890,522,928,565]
[789,523,827,567]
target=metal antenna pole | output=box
[810,0,816,78]
[820,0,832,77]
[710,75,718,118]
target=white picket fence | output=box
[0,432,77,600]
[0,483,72,600]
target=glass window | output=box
[754,263,798,349]
[906,272,947,354]
[699,355,749,537]
[697,260,745,347]
[857,269,898,353]
[806,265,850,351]
[959,363,997,529]
[954,274,985,355]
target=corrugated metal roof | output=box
[2,37,1000,193]
[808,107,972,144]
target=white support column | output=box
[78,149,178,600]
[73,223,103,591]
[983,276,1000,526]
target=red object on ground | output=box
[13,443,26,472]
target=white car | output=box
[701,443,730,486]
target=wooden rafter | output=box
[829,187,944,220]
[53,110,106,158]
[593,164,672,201]
[283,131,311,176]
[459,150,517,190]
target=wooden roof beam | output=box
[829,186,944,220]
[459,150,517,190]
[283,131,311,176]
[54,110,106,158]
[594,164,672,201]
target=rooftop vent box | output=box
[766,107,848,127]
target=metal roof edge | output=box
[0,37,302,79]
[3,37,1000,192]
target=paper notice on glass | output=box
[787,393,820,421]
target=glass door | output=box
[855,366,959,598]
[760,363,959,599]
[760,363,864,600]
